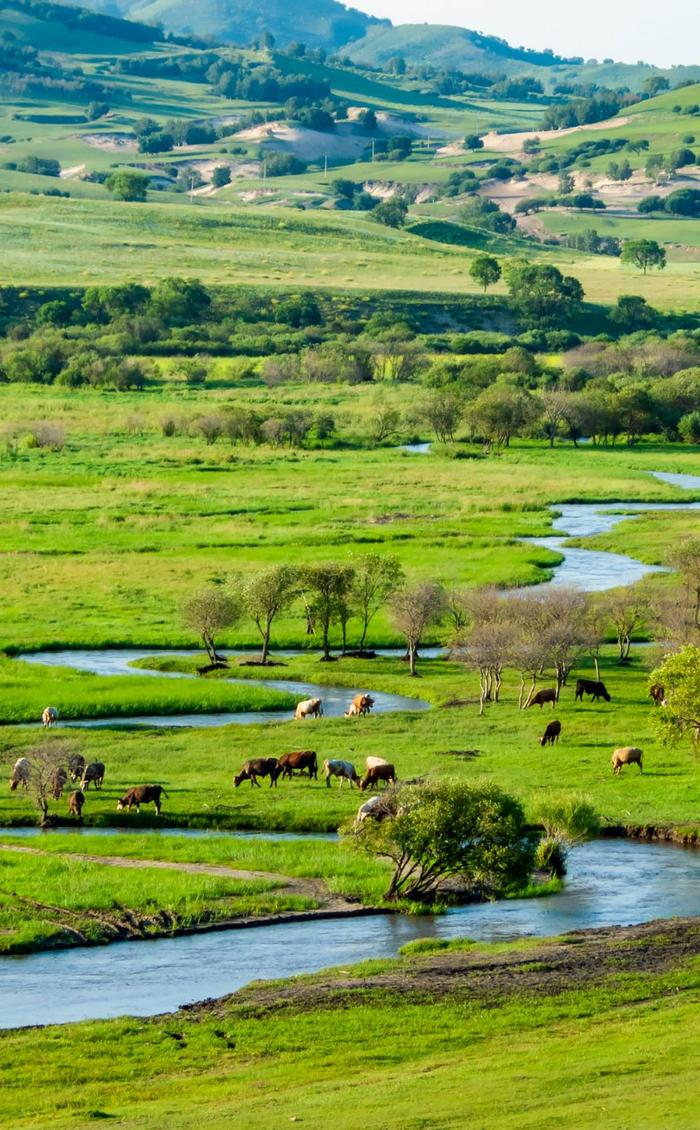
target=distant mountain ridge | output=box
[57,0,387,49]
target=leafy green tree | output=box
[679,411,700,444]
[300,563,355,661]
[469,254,501,292]
[372,198,408,228]
[668,147,695,170]
[505,262,584,327]
[105,171,149,202]
[650,646,700,749]
[533,792,600,878]
[345,780,535,902]
[468,383,536,447]
[243,566,299,664]
[464,134,484,150]
[415,389,463,443]
[558,170,575,195]
[149,278,211,325]
[621,239,666,274]
[643,76,670,96]
[352,554,404,651]
[211,166,231,188]
[664,188,700,216]
[83,283,150,322]
[609,294,657,330]
[182,586,241,665]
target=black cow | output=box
[575,679,611,703]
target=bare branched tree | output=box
[352,554,404,652]
[601,587,650,665]
[390,583,445,676]
[9,741,79,826]
[451,588,515,714]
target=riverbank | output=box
[1,916,698,1128]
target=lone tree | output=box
[451,588,515,714]
[469,254,501,292]
[621,239,666,274]
[105,171,149,202]
[372,198,408,228]
[182,586,241,665]
[669,537,700,629]
[301,563,355,661]
[242,566,299,665]
[352,554,404,651]
[12,741,80,827]
[390,583,444,676]
[345,780,535,902]
[602,587,650,664]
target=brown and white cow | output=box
[344,693,375,717]
[117,784,169,815]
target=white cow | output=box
[9,757,30,791]
[42,706,59,728]
[357,794,384,821]
[365,756,389,771]
[295,697,323,720]
[323,758,360,788]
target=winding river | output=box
[2,467,700,1028]
[1,838,699,1029]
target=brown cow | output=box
[344,693,375,717]
[611,747,643,775]
[277,750,318,780]
[649,683,665,706]
[360,762,397,791]
[117,784,169,815]
[49,766,68,799]
[234,758,280,788]
[540,720,561,746]
[526,688,557,709]
[68,790,85,820]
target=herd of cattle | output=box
[8,677,657,819]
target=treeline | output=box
[0,39,118,104]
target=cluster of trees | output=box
[0,32,117,104]
[639,188,700,217]
[163,404,337,451]
[542,91,635,130]
[183,556,405,664]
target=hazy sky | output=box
[351,1,700,67]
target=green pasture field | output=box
[0,371,697,651]
[0,845,317,953]
[0,834,392,951]
[0,921,697,1128]
[1,648,698,833]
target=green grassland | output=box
[0,369,697,651]
[2,647,698,834]
[0,919,697,1128]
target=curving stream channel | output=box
[2,468,700,1028]
[1,838,699,1029]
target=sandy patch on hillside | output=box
[480,116,631,155]
[81,132,137,153]
[233,112,451,163]
[60,164,86,179]
[479,167,700,214]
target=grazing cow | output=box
[649,683,665,706]
[360,762,397,791]
[42,706,58,728]
[117,784,169,815]
[526,688,557,709]
[68,753,85,783]
[344,693,375,717]
[9,757,30,791]
[233,758,280,788]
[540,720,562,747]
[68,790,85,820]
[611,746,643,775]
[49,765,68,799]
[277,750,318,780]
[295,697,323,720]
[575,679,611,703]
[323,759,360,788]
[80,761,105,790]
[357,795,384,822]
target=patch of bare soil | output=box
[481,116,631,155]
[80,132,137,153]
[190,917,700,1020]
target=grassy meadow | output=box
[0,919,697,1128]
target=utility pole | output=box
[324,153,328,177]
[371,138,375,163]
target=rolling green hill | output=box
[344,24,700,94]
[57,0,387,49]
